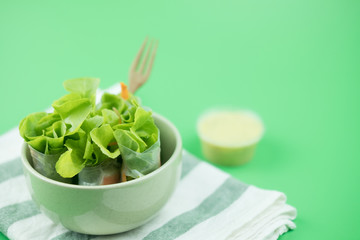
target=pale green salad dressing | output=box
[198,111,263,146]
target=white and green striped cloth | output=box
[0,85,296,240]
[0,129,296,240]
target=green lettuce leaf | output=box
[52,92,82,106]
[36,113,61,133]
[97,93,127,113]
[56,149,85,178]
[122,106,137,123]
[114,129,147,152]
[44,120,66,138]
[63,77,99,106]
[81,115,103,133]
[55,130,88,177]
[52,93,92,134]
[113,122,134,131]
[19,112,48,141]
[20,113,67,154]
[83,135,94,161]
[102,109,120,127]
[92,143,110,165]
[47,137,65,153]
[90,124,120,159]
[130,107,158,147]
[55,125,113,178]
[118,134,161,179]
[27,135,47,153]
[19,77,161,181]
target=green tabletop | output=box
[1,0,359,239]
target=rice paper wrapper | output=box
[28,145,73,184]
[119,137,161,179]
[78,159,120,186]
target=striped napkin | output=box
[0,85,296,240]
[0,128,296,240]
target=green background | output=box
[1,0,359,239]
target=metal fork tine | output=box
[145,40,158,79]
[139,39,153,74]
[130,37,148,73]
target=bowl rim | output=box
[21,112,182,190]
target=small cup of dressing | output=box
[197,109,264,166]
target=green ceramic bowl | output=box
[21,113,182,235]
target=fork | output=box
[128,37,159,93]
